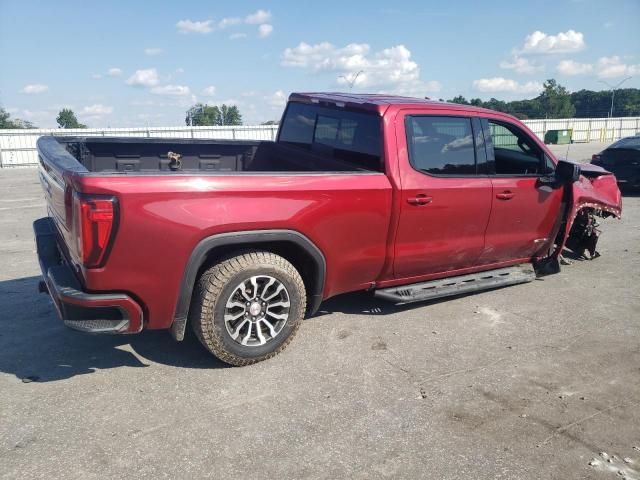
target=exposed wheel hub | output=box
[248,301,262,317]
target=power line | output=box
[598,76,633,117]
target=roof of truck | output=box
[290,92,502,117]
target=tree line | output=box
[0,107,89,129]
[446,79,640,119]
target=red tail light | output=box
[73,194,117,268]
[591,154,601,163]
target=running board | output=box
[374,264,536,304]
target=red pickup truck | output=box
[34,93,622,366]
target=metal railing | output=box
[1,117,639,167]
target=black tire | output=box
[190,250,306,366]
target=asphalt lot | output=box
[1,142,639,479]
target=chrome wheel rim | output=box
[224,275,291,347]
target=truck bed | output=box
[50,137,380,174]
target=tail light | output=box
[591,154,601,163]
[73,193,118,268]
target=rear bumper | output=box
[33,217,143,334]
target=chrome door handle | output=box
[407,194,433,205]
[496,191,515,200]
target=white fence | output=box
[0,125,278,167]
[1,117,639,168]
[523,116,640,143]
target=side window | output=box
[405,116,476,175]
[486,120,544,175]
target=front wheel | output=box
[190,251,307,366]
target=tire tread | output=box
[190,250,306,366]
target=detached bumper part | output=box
[33,217,143,334]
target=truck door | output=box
[393,113,492,278]
[477,118,563,264]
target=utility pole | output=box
[598,76,632,117]
[338,70,364,90]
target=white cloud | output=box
[92,74,103,79]
[175,67,184,74]
[218,17,242,29]
[266,90,287,108]
[21,84,49,94]
[472,77,542,94]
[144,48,163,56]
[258,24,273,38]
[499,55,543,74]
[176,19,213,34]
[108,67,123,77]
[557,59,593,75]
[150,84,191,96]
[603,21,614,28]
[596,56,640,78]
[81,104,113,115]
[552,55,640,78]
[518,30,585,55]
[176,10,273,38]
[245,9,271,24]
[126,68,159,87]
[281,42,440,96]
[201,86,217,96]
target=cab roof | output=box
[289,92,501,117]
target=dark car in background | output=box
[592,136,640,190]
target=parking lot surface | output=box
[1,144,639,479]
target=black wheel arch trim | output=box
[171,229,326,341]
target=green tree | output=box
[186,103,242,126]
[56,108,86,128]
[0,107,35,129]
[219,104,242,126]
[261,120,279,125]
[446,85,640,119]
[537,79,575,118]
[186,103,220,126]
[449,95,469,105]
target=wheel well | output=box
[171,230,326,341]
[197,241,321,308]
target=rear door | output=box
[393,113,492,278]
[478,118,562,264]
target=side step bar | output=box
[374,264,536,304]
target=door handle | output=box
[407,194,433,205]
[496,191,515,200]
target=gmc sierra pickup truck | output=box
[34,93,622,366]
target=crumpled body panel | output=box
[557,169,622,259]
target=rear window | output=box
[278,102,382,171]
[405,116,476,175]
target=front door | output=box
[393,113,493,278]
[478,118,563,264]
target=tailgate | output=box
[37,136,88,261]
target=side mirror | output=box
[555,160,581,184]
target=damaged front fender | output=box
[558,166,622,260]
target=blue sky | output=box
[1,0,639,127]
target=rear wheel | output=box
[190,251,306,366]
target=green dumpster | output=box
[544,129,572,144]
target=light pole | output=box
[598,76,632,117]
[338,70,364,90]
